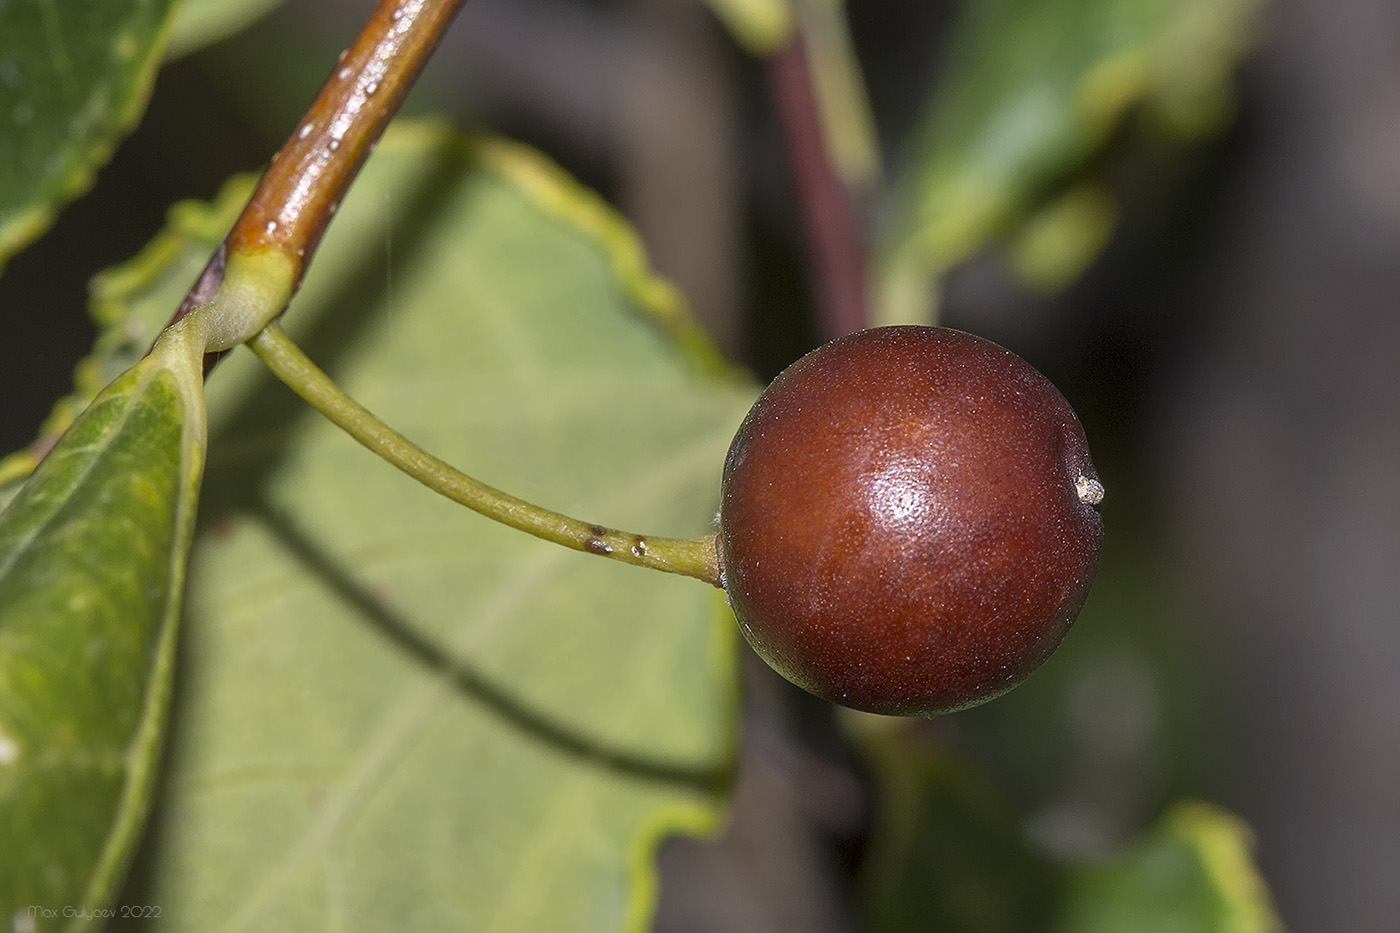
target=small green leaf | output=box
[875,0,1265,323]
[1058,803,1280,933]
[1007,183,1117,292]
[853,719,1059,933]
[0,0,181,272]
[954,525,1228,830]
[166,0,285,60]
[0,335,207,928]
[703,0,793,55]
[852,719,1280,933]
[114,121,754,930]
[0,176,255,489]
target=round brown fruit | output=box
[719,326,1104,716]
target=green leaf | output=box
[851,720,1279,933]
[166,0,285,60]
[875,0,1265,323]
[116,121,753,929]
[854,719,1060,933]
[1006,183,1117,293]
[0,337,207,928]
[702,0,793,55]
[0,0,180,273]
[954,525,1228,832]
[799,0,880,191]
[0,176,255,490]
[1058,803,1280,933]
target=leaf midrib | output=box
[0,367,153,583]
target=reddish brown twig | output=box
[764,32,868,340]
[169,0,468,342]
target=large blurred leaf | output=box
[0,336,206,928]
[875,0,1264,323]
[0,0,180,273]
[111,121,754,929]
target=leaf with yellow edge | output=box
[853,713,1280,933]
[114,120,754,931]
[1057,802,1281,933]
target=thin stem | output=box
[765,29,869,341]
[167,0,469,344]
[247,324,724,587]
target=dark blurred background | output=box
[2,1,1396,929]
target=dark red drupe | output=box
[719,326,1104,716]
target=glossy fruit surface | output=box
[719,326,1103,716]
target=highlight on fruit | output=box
[718,325,1104,716]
